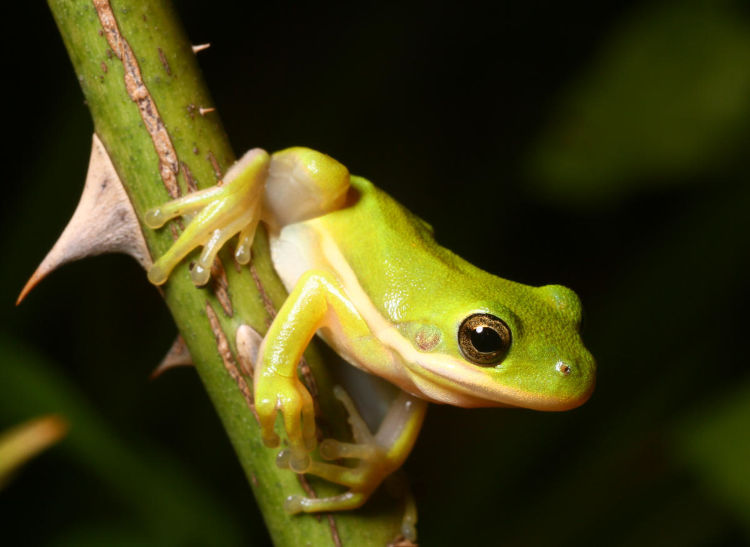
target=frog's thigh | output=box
[255,269,389,456]
[265,148,350,225]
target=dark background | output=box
[3,1,750,545]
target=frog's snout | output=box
[552,354,596,409]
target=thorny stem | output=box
[47,0,406,544]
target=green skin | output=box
[309,177,594,408]
[145,147,596,520]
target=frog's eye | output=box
[458,313,512,366]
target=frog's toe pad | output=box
[144,207,168,229]
[147,263,169,286]
[319,439,340,460]
[276,448,311,473]
[284,495,305,514]
[262,433,280,448]
[235,242,251,265]
[190,261,212,286]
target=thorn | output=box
[236,324,262,376]
[17,134,152,305]
[198,106,216,116]
[192,43,211,54]
[150,335,193,379]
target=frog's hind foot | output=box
[277,386,426,541]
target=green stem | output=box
[47,0,405,544]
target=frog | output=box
[145,146,596,523]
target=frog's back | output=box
[309,177,501,324]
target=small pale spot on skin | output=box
[415,327,441,352]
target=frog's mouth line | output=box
[399,350,552,409]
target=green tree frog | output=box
[145,147,595,518]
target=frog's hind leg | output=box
[264,147,351,225]
[278,386,426,540]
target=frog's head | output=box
[402,281,596,411]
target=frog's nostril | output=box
[555,361,572,376]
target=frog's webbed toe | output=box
[144,185,223,230]
[146,149,269,286]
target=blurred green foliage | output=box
[0,336,245,546]
[3,1,749,545]
[676,379,750,536]
[527,0,750,206]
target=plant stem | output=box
[47,1,405,544]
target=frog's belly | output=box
[269,223,321,293]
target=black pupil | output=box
[470,325,503,353]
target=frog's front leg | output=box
[145,148,269,286]
[254,268,394,472]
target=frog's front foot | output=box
[255,371,318,472]
[277,386,426,541]
[145,148,269,286]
